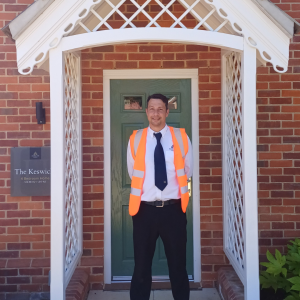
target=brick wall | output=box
[256,0,300,258]
[0,0,299,294]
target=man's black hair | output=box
[147,94,169,110]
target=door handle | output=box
[188,178,192,197]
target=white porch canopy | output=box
[2,0,299,299]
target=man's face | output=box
[146,98,169,129]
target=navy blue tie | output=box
[154,132,168,191]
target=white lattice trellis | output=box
[64,52,82,282]
[73,0,233,34]
[224,52,245,282]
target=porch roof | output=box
[1,0,299,75]
[2,0,299,41]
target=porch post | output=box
[242,40,260,299]
[50,45,65,300]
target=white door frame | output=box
[103,69,200,284]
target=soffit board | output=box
[3,0,296,74]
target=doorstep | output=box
[104,281,201,290]
[88,289,221,300]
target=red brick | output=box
[92,45,114,52]
[271,176,293,183]
[104,53,127,60]
[260,214,282,221]
[271,206,294,213]
[162,44,185,52]
[258,90,281,97]
[257,75,280,82]
[152,53,174,60]
[284,230,300,237]
[19,268,43,276]
[176,53,198,60]
[269,82,292,89]
[258,121,281,128]
[186,45,208,51]
[128,53,150,60]
[115,44,138,52]
[284,215,300,221]
[284,183,300,190]
[272,222,294,229]
[0,203,18,210]
[162,61,184,68]
[7,227,30,234]
[31,258,50,267]
[283,90,300,97]
[89,61,114,69]
[81,53,103,60]
[6,259,31,268]
[0,268,18,276]
[199,53,220,59]
[0,251,19,259]
[7,243,30,250]
[0,219,18,226]
[139,45,161,52]
[20,251,44,259]
[283,136,300,143]
[115,61,137,68]
[20,219,43,226]
[260,231,283,238]
[268,187,290,198]
[7,277,30,284]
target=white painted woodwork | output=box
[221,50,228,272]
[191,73,201,283]
[50,48,83,300]
[77,52,83,282]
[204,0,290,72]
[223,51,246,283]
[50,45,66,300]
[221,43,259,300]
[103,71,111,285]
[103,69,201,284]
[242,40,260,300]
[64,51,83,287]
[61,28,243,52]
[14,0,292,75]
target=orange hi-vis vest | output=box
[129,126,189,216]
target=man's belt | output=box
[141,199,181,207]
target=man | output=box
[127,93,193,300]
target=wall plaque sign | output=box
[11,147,51,197]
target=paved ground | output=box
[87,288,221,300]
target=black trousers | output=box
[130,201,190,300]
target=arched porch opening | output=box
[49,30,258,300]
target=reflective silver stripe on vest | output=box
[173,128,185,159]
[181,185,188,194]
[134,129,143,157]
[133,169,144,178]
[131,188,141,196]
[177,168,185,177]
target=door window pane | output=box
[124,96,143,110]
[168,96,178,110]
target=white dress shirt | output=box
[127,124,193,202]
